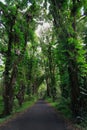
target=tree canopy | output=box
[0,0,87,126]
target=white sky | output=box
[0,0,51,37]
[0,0,5,3]
[35,22,51,37]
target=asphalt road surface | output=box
[0,100,67,130]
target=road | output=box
[0,100,67,130]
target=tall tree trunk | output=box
[68,61,80,117]
[46,76,51,97]
[3,26,14,115]
[48,45,56,100]
[68,0,80,117]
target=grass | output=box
[45,97,87,130]
[0,95,37,124]
[13,95,37,113]
[46,97,72,119]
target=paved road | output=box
[0,100,67,130]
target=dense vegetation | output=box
[0,0,87,128]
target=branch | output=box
[77,15,86,23]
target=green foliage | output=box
[0,0,87,129]
[38,83,47,98]
[47,0,87,125]
[56,97,72,119]
[0,96,4,115]
[46,97,72,119]
[13,95,37,113]
[0,95,37,123]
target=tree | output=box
[0,0,39,115]
[48,0,87,118]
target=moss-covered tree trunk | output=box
[68,0,80,117]
[3,25,14,115]
[48,45,56,100]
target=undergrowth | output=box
[45,97,87,130]
[0,95,37,123]
[46,97,72,119]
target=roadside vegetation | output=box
[0,94,37,123]
[0,0,87,129]
[45,97,87,130]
